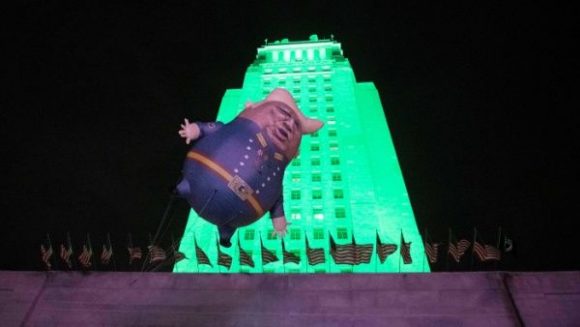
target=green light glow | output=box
[175,35,428,273]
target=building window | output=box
[307,49,314,61]
[328,129,337,137]
[311,173,321,182]
[311,131,319,138]
[313,228,324,240]
[291,209,301,220]
[295,49,303,61]
[330,157,340,166]
[291,190,301,200]
[332,172,342,182]
[333,189,344,199]
[329,142,338,151]
[291,173,300,183]
[335,207,346,219]
[290,229,301,240]
[244,229,255,240]
[311,158,321,166]
[337,228,348,240]
[267,229,276,240]
[291,159,300,166]
[313,207,324,220]
[312,189,322,200]
[311,143,320,151]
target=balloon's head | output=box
[240,88,324,159]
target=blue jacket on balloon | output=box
[176,88,323,247]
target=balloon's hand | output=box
[271,216,289,238]
[178,118,200,144]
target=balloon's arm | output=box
[178,119,223,144]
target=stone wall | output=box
[0,271,578,326]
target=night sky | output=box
[4,2,577,271]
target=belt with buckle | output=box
[187,150,264,217]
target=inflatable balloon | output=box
[176,88,323,247]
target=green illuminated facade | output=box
[175,35,428,273]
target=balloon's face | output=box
[240,101,304,159]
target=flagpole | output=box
[495,226,502,270]
[398,229,402,273]
[193,233,200,272]
[46,233,54,271]
[66,232,73,270]
[374,229,379,273]
[107,232,117,271]
[446,229,451,271]
[304,232,310,274]
[86,233,94,271]
[215,232,221,274]
[142,233,153,272]
[127,233,135,268]
[471,228,477,270]
[422,229,427,273]
[282,237,286,274]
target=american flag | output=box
[174,250,186,263]
[260,237,279,265]
[305,236,325,265]
[217,245,232,270]
[376,232,397,264]
[127,246,142,263]
[148,245,167,263]
[100,244,113,265]
[59,243,73,268]
[473,241,501,261]
[329,233,355,265]
[424,241,439,264]
[400,232,412,264]
[448,239,471,263]
[238,239,255,268]
[282,240,300,264]
[40,244,53,270]
[194,242,211,266]
[353,239,373,265]
[78,245,93,268]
